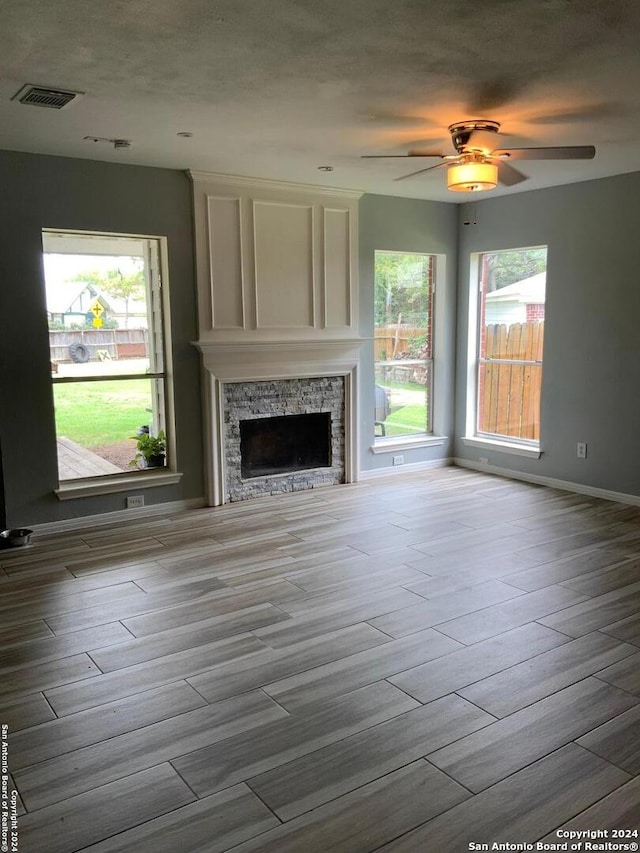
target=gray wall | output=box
[0,150,203,526]
[455,172,640,496]
[4,150,639,525]
[359,193,458,471]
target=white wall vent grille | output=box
[12,85,84,109]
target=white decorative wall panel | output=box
[253,201,314,328]
[324,208,351,328]
[190,172,361,341]
[206,196,245,329]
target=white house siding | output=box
[484,301,526,326]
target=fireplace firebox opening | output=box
[240,412,331,479]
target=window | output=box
[374,251,434,440]
[475,246,547,445]
[42,231,172,484]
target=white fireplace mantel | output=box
[194,338,364,505]
[194,338,364,382]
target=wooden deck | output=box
[0,468,639,851]
[57,436,123,480]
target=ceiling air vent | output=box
[12,84,84,109]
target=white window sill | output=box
[461,436,541,459]
[371,435,447,454]
[55,470,183,500]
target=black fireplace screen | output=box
[240,412,331,478]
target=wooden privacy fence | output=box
[478,322,544,441]
[49,329,148,362]
[374,326,427,360]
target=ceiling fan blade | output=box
[394,162,447,181]
[496,161,528,186]
[493,145,596,161]
[361,151,444,159]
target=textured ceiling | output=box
[2,0,640,202]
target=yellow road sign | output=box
[92,317,103,328]
[90,300,104,318]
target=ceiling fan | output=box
[362,120,596,192]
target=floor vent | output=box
[12,84,83,109]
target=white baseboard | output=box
[26,459,639,533]
[31,497,207,535]
[453,457,640,507]
[359,457,453,480]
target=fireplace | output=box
[194,338,362,505]
[240,412,331,478]
[223,376,345,502]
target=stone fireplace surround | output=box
[224,376,345,502]
[195,340,362,505]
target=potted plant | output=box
[130,430,166,468]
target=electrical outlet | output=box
[393,455,404,466]
[126,495,145,509]
[576,442,587,459]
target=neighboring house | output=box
[45,279,100,326]
[484,272,546,326]
[45,278,148,328]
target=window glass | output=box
[374,252,434,439]
[43,232,168,481]
[477,247,547,442]
[53,378,164,478]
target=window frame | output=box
[463,246,546,458]
[372,250,447,452]
[42,229,181,498]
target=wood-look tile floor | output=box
[2,468,640,852]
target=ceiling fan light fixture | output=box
[447,160,498,192]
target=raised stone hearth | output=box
[224,376,345,501]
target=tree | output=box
[483,248,547,293]
[72,261,145,328]
[374,253,431,327]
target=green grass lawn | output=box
[384,405,427,435]
[376,377,428,436]
[54,380,152,447]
